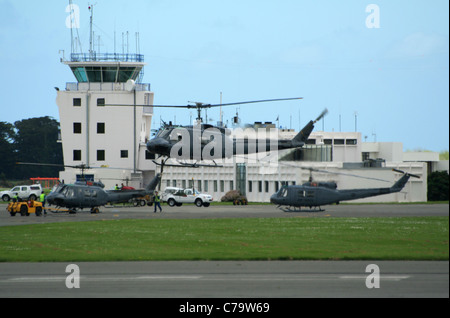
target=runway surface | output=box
[1,203,448,227]
[0,261,448,298]
[0,203,448,299]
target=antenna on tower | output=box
[68,0,75,56]
[88,3,95,60]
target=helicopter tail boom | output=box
[292,120,314,146]
[291,109,328,147]
[390,169,420,192]
[145,173,161,192]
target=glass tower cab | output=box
[65,52,146,86]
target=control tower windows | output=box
[69,65,142,83]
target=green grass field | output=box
[0,217,447,262]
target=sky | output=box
[0,0,448,152]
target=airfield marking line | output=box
[0,275,203,283]
[0,274,411,284]
[339,275,410,281]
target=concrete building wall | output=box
[56,85,156,189]
[159,132,432,204]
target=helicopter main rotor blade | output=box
[105,97,303,109]
[206,97,303,108]
[278,163,392,183]
[17,162,92,170]
[17,162,136,171]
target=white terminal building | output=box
[56,53,447,203]
[160,127,446,203]
[56,51,158,188]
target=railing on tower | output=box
[70,53,145,63]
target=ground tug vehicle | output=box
[7,200,44,216]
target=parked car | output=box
[1,184,43,202]
[161,187,213,207]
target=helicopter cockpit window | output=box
[54,184,65,193]
[155,128,171,139]
[66,188,75,198]
[169,128,185,141]
[278,187,288,197]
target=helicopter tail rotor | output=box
[314,108,329,124]
[392,169,420,179]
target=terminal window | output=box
[73,98,81,107]
[97,150,105,161]
[73,150,81,161]
[97,123,105,134]
[73,122,82,134]
[97,98,105,106]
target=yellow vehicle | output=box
[7,200,44,217]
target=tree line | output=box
[0,117,63,183]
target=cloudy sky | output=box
[0,0,448,152]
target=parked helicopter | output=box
[107,97,327,168]
[16,162,161,214]
[45,173,161,214]
[270,168,420,212]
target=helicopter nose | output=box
[46,193,59,205]
[270,194,278,205]
[147,138,171,156]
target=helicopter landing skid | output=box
[278,206,325,213]
[152,160,223,169]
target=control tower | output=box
[56,6,156,188]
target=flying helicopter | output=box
[16,162,161,214]
[107,97,327,169]
[270,168,420,212]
